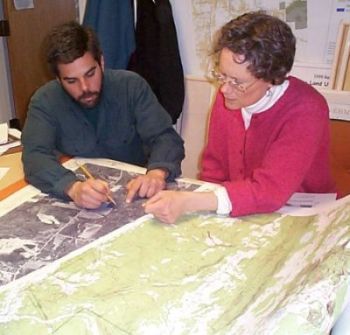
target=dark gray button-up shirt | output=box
[22,69,184,199]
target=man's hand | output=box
[66,179,111,209]
[125,168,167,203]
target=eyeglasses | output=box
[210,69,257,93]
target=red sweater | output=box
[200,76,336,217]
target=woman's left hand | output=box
[143,190,189,224]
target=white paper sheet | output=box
[0,167,9,180]
[277,192,337,214]
[0,140,21,156]
[0,123,8,144]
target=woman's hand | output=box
[144,190,218,224]
[143,191,190,224]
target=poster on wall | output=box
[171,0,350,89]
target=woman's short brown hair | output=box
[214,11,296,85]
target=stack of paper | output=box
[0,123,21,155]
[0,123,8,144]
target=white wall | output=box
[0,1,15,123]
[78,0,86,23]
[170,0,215,178]
[178,77,214,178]
[169,0,200,76]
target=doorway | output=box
[2,0,78,128]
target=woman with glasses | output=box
[143,11,336,224]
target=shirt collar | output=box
[241,79,289,129]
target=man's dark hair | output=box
[213,11,296,85]
[44,21,102,76]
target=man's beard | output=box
[77,90,101,108]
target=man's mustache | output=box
[78,91,99,100]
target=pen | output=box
[79,165,117,206]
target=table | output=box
[0,157,349,335]
[0,151,25,200]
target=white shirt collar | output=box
[241,80,289,129]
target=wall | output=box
[78,0,85,23]
[178,77,213,179]
[170,0,214,178]
[169,0,198,76]
[0,1,15,123]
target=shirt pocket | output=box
[103,122,137,148]
[58,124,97,156]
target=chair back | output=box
[330,120,350,197]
